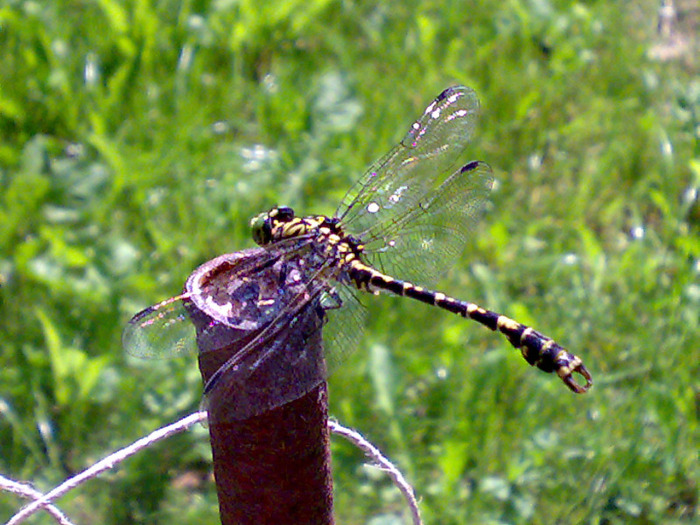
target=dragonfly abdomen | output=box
[348,262,591,394]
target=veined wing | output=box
[123,238,318,360]
[336,86,481,240]
[200,253,352,422]
[123,243,368,421]
[203,279,368,423]
[318,282,368,374]
[123,268,328,422]
[123,294,198,359]
[361,160,494,286]
[201,266,330,422]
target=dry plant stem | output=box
[329,421,423,525]
[6,412,206,525]
[188,250,334,525]
[0,475,74,525]
[3,415,417,525]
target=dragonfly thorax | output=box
[251,207,358,251]
[250,206,367,284]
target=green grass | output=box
[1,0,697,523]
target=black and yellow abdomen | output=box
[346,258,591,393]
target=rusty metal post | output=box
[185,249,334,525]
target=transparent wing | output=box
[203,277,369,423]
[336,86,481,239]
[122,240,316,360]
[123,294,198,358]
[319,283,368,374]
[202,281,329,423]
[361,161,494,286]
[125,242,364,421]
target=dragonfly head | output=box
[250,206,296,245]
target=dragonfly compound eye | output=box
[250,212,273,245]
[274,206,296,221]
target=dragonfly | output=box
[124,86,591,421]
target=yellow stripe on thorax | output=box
[275,216,326,239]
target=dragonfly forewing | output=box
[337,86,481,238]
[123,294,198,359]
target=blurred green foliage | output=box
[1,0,697,523]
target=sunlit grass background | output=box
[1,0,697,523]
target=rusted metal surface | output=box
[185,249,334,525]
